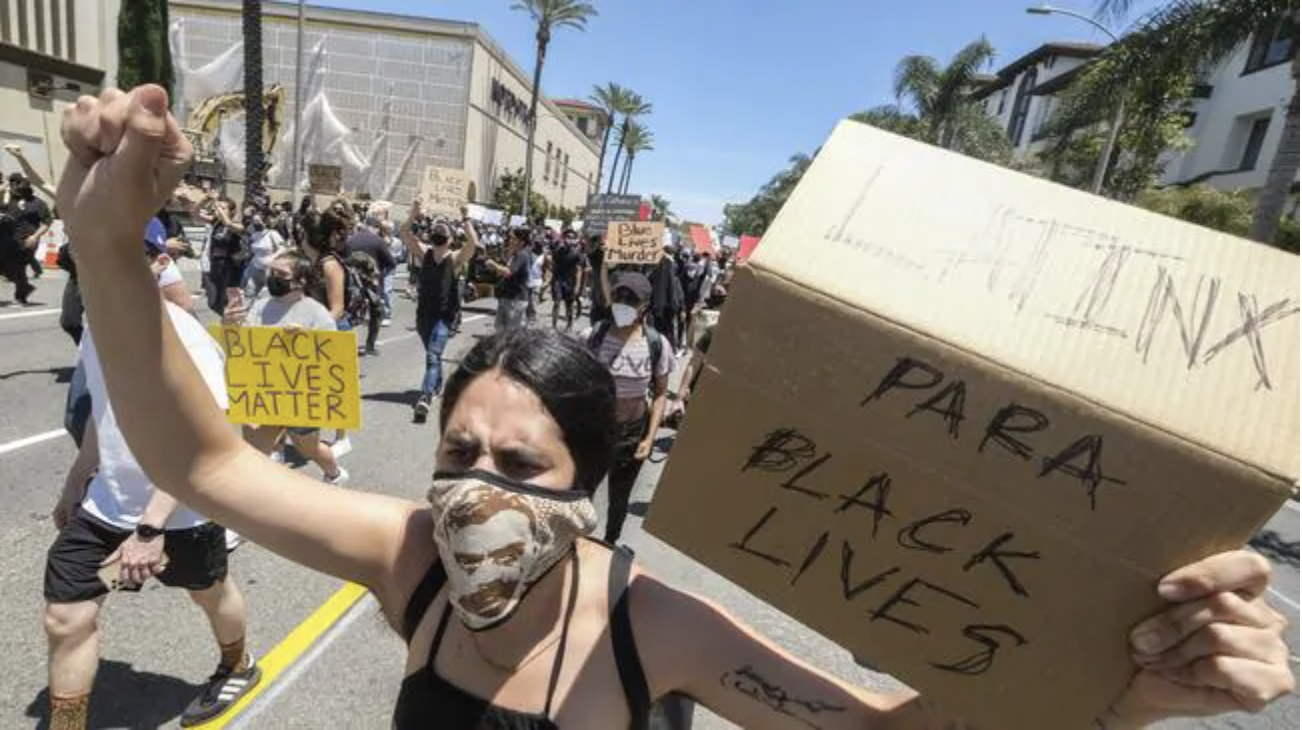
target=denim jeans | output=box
[382,271,395,318]
[419,319,451,398]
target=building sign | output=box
[491,78,534,129]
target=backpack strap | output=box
[642,323,663,387]
[608,545,651,730]
[587,320,612,352]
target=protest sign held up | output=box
[645,121,1298,730]
[582,193,643,236]
[211,325,363,431]
[419,166,471,216]
[605,221,665,265]
[308,164,342,195]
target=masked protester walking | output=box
[401,206,480,423]
[45,223,260,729]
[223,250,348,484]
[485,227,531,333]
[0,172,51,303]
[550,230,584,330]
[582,269,675,543]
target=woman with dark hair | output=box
[58,87,1295,730]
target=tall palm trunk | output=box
[594,113,613,195]
[620,152,635,194]
[607,117,628,194]
[521,34,548,221]
[242,0,265,203]
[1251,54,1299,245]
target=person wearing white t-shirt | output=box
[44,241,261,729]
[240,208,284,299]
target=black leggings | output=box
[604,415,649,544]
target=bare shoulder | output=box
[624,563,731,695]
[375,501,440,631]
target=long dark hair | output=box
[440,329,616,493]
[298,208,349,255]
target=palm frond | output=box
[934,37,996,114]
[893,55,940,113]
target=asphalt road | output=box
[0,264,1295,729]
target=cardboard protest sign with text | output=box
[308,164,342,195]
[210,326,362,430]
[419,167,470,216]
[606,221,665,265]
[644,121,1297,730]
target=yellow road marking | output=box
[193,582,369,729]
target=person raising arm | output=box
[58,85,1293,730]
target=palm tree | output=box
[117,0,175,97]
[606,90,652,194]
[510,0,597,220]
[242,0,265,203]
[618,121,653,194]
[893,37,996,148]
[1089,0,1297,243]
[589,81,624,195]
[650,193,673,222]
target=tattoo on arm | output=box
[719,665,846,729]
[907,698,970,730]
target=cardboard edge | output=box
[740,262,1298,493]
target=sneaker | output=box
[413,396,431,424]
[324,466,350,486]
[270,449,285,465]
[366,347,379,357]
[381,318,392,326]
[225,529,243,553]
[330,437,353,459]
[179,656,263,727]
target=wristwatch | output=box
[135,523,165,540]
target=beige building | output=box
[171,0,600,211]
[0,0,121,185]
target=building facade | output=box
[171,0,599,210]
[975,26,1298,195]
[0,0,121,185]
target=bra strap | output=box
[607,545,650,730]
[402,560,447,644]
[543,549,582,718]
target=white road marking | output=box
[373,314,486,348]
[0,428,65,455]
[1268,586,1301,612]
[0,307,58,321]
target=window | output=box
[1239,117,1271,170]
[576,117,589,134]
[544,141,553,182]
[997,89,1009,115]
[562,153,570,187]
[1007,69,1038,145]
[1244,19,1296,74]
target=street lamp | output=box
[1026,4,1126,196]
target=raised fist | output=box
[56,85,193,253]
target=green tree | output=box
[510,0,597,220]
[117,0,174,98]
[722,153,813,237]
[893,37,998,148]
[606,90,652,193]
[242,0,265,202]
[589,82,625,195]
[847,105,926,139]
[493,168,548,218]
[650,194,673,222]
[618,121,653,194]
[1076,0,1298,242]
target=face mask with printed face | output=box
[611,303,640,327]
[427,469,597,631]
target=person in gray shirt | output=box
[223,250,347,485]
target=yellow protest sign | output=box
[210,325,362,430]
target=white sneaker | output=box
[270,449,284,464]
[226,529,243,552]
[331,437,353,459]
[324,466,350,486]
[381,318,392,326]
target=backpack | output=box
[587,320,665,399]
[342,251,381,323]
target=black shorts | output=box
[551,278,577,303]
[45,507,229,603]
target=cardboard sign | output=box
[645,121,1297,730]
[606,221,665,265]
[509,214,527,227]
[419,166,470,216]
[582,193,643,236]
[210,325,362,430]
[308,164,342,195]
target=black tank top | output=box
[392,544,652,729]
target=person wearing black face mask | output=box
[0,172,51,303]
[402,205,480,423]
[223,251,348,485]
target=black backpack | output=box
[587,320,665,398]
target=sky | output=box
[315,0,1150,225]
